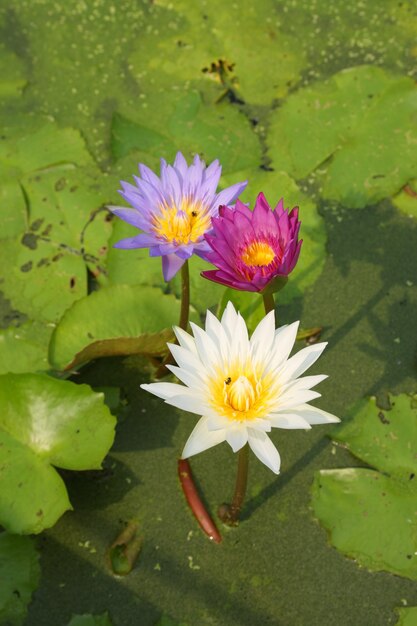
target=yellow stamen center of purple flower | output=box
[152,201,211,245]
[241,240,275,266]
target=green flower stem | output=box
[178,260,190,331]
[263,292,275,315]
[218,443,249,526]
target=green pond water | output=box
[1,0,417,625]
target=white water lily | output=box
[141,302,340,474]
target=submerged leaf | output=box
[0,533,40,626]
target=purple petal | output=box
[109,207,149,230]
[113,233,158,249]
[162,253,186,281]
[173,152,188,178]
[212,181,248,211]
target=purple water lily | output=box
[110,153,247,281]
[201,193,302,293]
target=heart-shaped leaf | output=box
[312,394,417,580]
[0,373,116,534]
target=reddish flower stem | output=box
[178,459,222,543]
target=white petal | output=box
[204,309,230,361]
[290,403,341,425]
[181,416,226,458]
[264,322,300,375]
[167,343,206,378]
[165,364,206,391]
[173,326,198,355]
[250,310,276,363]
[225,427,248,452]
[247,429,281,474]
[190,322,221,372]
[281,374,328,395]
[141,382,188,400]
[279,342,328,384]
[206,413,231,430]
[275,389,321,410]
[221,301,239,336]
[165,393,210,415]
[268,413,312,429]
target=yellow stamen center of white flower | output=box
[209,363,279,422]
[241,240,275,266]
[227,376,256,412]
[152,200,211,245]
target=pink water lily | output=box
[201,193,302,293]
[109,152,247,281]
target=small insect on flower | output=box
[109,152,247,281]
[201,193,302,293]
[141,303,340,474]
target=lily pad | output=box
[0,533,40,626]
[48,285,182,371]
[0,43,27,99]
[392,180,417,220]
[0,373,116,534]
[221,169,327,302]
[0,321,53,374]
[129,0,305,105]
[395,607,417,626]
[111,89,262,175]
[312,394,417,580]
[268,66,417,207]
[0,180,27,239]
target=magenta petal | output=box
[162,254,186,281]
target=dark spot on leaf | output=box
[378,411,390,424]
[37,258,50,268]
[12,590,21,598]
[87,332,94,339]
[177,40,186,47]
[54,177,66,191]
[52,253,63,262]
[20,261,33,272]
[410,473,415,480]
[42,197,47,202]
[99,246,107,255]
[41,224,52,237]
[368,94,374,98]
[21,233,38,250]
[76,429,80,434]
[407,554,413,559]
[18,482,23,487]
[70,277,76,288]
[70,185,78,192]
[105,213,114,222]
[372,174,385,179]
[30,218,44,232]
[36,509,43,517]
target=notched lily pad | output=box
[112,89,262,175]
[0,533,40,626]
[268,66,417,207]
[395,607,417,626]
[48,285,182,371]
[0,373,116,534]
[312,393,417,581]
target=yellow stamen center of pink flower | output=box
[152,200,211,245]
[241,240,275,266]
